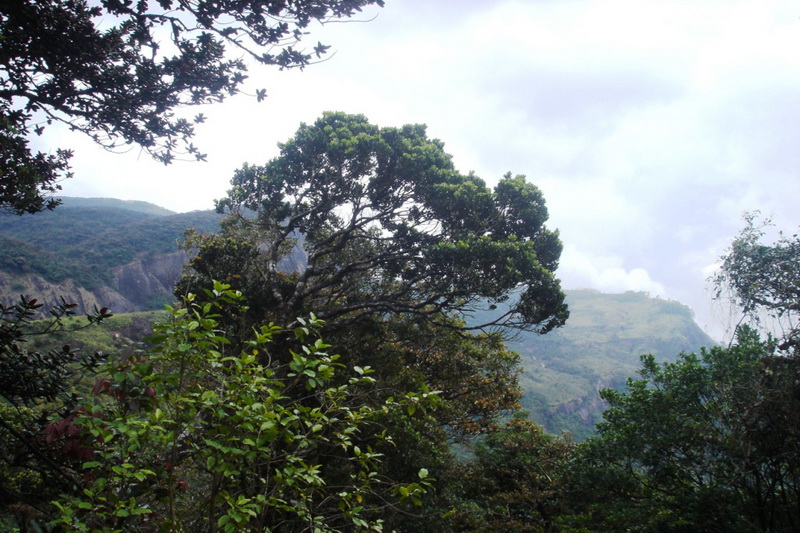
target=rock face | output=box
[112,251,187,309]
[0,271,134,314]
[0,251,188,316]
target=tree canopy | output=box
[203,111,568,336]
[0,0,384,214]
[713,213,800,351]
[584,328,800,532]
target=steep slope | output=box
[0,198,224,313]
[509,289,716,440]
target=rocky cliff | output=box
[0,251,187,315]
[112,251,187,309]
[0,270,133,313]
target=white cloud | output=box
[559,245,667,297]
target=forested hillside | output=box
[0,199,225,312]
[0,198,222,280]
[511,289,715,439]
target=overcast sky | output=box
[46,0,800,341]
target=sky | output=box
[44,0,800,341]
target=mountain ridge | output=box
[509,288,715,438]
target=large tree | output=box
[178,113,568,528]
[0,0,384,214]
[199,111,568,337]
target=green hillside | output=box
[0,234,108,289]
[74,210,224,271]
[0,207,153,250]
[510,289,715,440]
[23,310,168,355]
[0,200,224,288]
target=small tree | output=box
[713,213,800,352]
[452,414,574,533]
[0,296,112,528]
[586,328,800,532]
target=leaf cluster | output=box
[713,213,800,351]
[0,0,385,213]
[1,294,112,408]
[51,281,435,532]
[451,414,575,533]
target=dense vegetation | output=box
[0,233,107,289]
[2,2,798,531]
[0,205,224,287]
[0,111,571,531]
[3,132,797,533]
[7,288,714,442]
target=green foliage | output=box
[0,99,71,214]
[451,414,574,533]
[1,295,112,407]
[332,314,523,439]
[0,0,385,213]
[200,112,567,335]
[713,212,800,351]
[173,114,570,529]
[575,327,800,532]
[52,281,435,532]
[0,295,113,526]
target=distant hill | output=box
[0,198,225,313]
[509,289,716,440]
[56,196,177,216]
[0,203,222,272]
